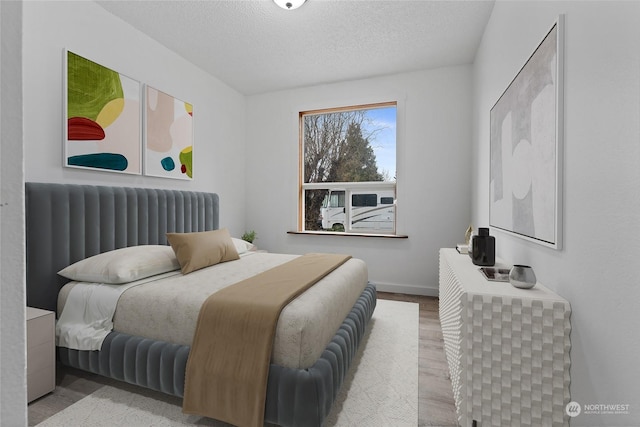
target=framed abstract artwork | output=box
[490,16,564,250]
[144,85,193,180]
[64,50,141,174]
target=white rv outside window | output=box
[299,102,397,235]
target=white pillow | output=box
[58,245,180,284]
[232,237,256,254]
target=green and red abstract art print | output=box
[65,50,141,174]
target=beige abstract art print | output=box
[144,85,193,180]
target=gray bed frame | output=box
[25,182,376,427]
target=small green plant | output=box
[241,230,257,243]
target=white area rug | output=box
[37,299,418,427]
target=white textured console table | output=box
[439,248,571,427]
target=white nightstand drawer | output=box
[27,313,53,347]
[27,340,54,371]
[26,307,55,402]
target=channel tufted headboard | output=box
[25,182,219,313]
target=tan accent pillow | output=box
[166,228,240,274]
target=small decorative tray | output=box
[479,267,511,282]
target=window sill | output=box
[287,230,408,239]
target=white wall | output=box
[472,2,640,425]
[22,1,247,235]
[245,66,473,295]
[1,2,27,425]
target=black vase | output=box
[470,227,495,266]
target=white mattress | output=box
[58,252,368,369]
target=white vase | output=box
[509,265,537,289]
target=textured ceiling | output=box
[97,0,495,95]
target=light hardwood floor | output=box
[28,292,458,426]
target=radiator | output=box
[439,248,571,427]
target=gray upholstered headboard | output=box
[25,182,219,313]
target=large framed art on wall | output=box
[489,16,564,250]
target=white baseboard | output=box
[373,281,439,297]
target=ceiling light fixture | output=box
[274,0,306,10]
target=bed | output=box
[25,182,376,427]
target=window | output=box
[299,102,397,234]
[380,197,394,205]
[352,194,377,207]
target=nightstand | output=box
[26,307,55,402]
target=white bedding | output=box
[57,252,368,369]
[56,270,181,351]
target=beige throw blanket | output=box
[182,253,351,426]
